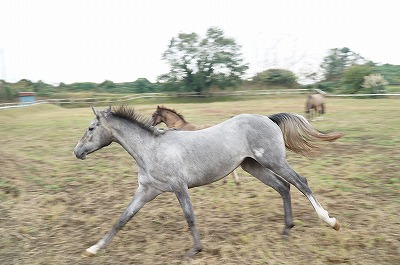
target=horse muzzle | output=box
[74,144,88,160]
[74,149,87,160]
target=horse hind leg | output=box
[260,158,340,231]
[241,158,294,235]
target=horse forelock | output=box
[111,105,160,134]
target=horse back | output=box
[174,114,282,149]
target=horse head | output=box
[74,106,114,160]
[305,95,312,114]
[151,105,165,126]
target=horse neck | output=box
[107,116,155,165]
[161,110,188,128]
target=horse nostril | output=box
[73,147,85,159]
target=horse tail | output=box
[268,113,344,156]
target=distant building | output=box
[18,92,36,105]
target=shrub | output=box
[317,81,337,92]
[361,74,388,94]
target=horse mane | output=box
[157,106,188,123]
[112,105,161,134]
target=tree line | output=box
[1,27,399,102]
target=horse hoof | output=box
[82,245,99,257]
[185,246,202,258]
[81,250,96,257]
[281,233,289,240]
[333,220,341,231]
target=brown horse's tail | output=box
[268,113,344,157]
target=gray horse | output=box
[74,106,343,257]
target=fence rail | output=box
[1,89,399,110]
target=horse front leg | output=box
[223,169,240,186]
[83,185,161,256]
[231,169,240,185]
[173,184,202,257]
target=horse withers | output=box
[74,106,343,257]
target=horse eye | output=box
[88,127,94,131]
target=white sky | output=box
[1,0,399,84]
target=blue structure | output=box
[19,92,36,105]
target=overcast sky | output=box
[1,0,399,84]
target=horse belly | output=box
[183,149,244,188]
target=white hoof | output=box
[82,245,100,257]
[332,219,341,231]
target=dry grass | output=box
[0,96,399,265]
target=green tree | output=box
[321,47,365,81]
[342,64,373,93]
[132,78,155,93]
[32,80,55,97]
[374,64,400,85]
[159,27,248,94]
[253,69,298,88]
[99,80,115,89]
[0,81,16,102]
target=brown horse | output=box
[305,93,326,121]
[151,105,240,185]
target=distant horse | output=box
[151,105,240,185]
[305,93,326,121]
[74,106,343,257]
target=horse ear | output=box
[104,105,112,118]
[91,106,100,117]
[105,105,112,113]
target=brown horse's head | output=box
[151,105,164,126]
[151,105,187,127]
[305,95,312,114]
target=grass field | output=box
[0,95,399,265]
